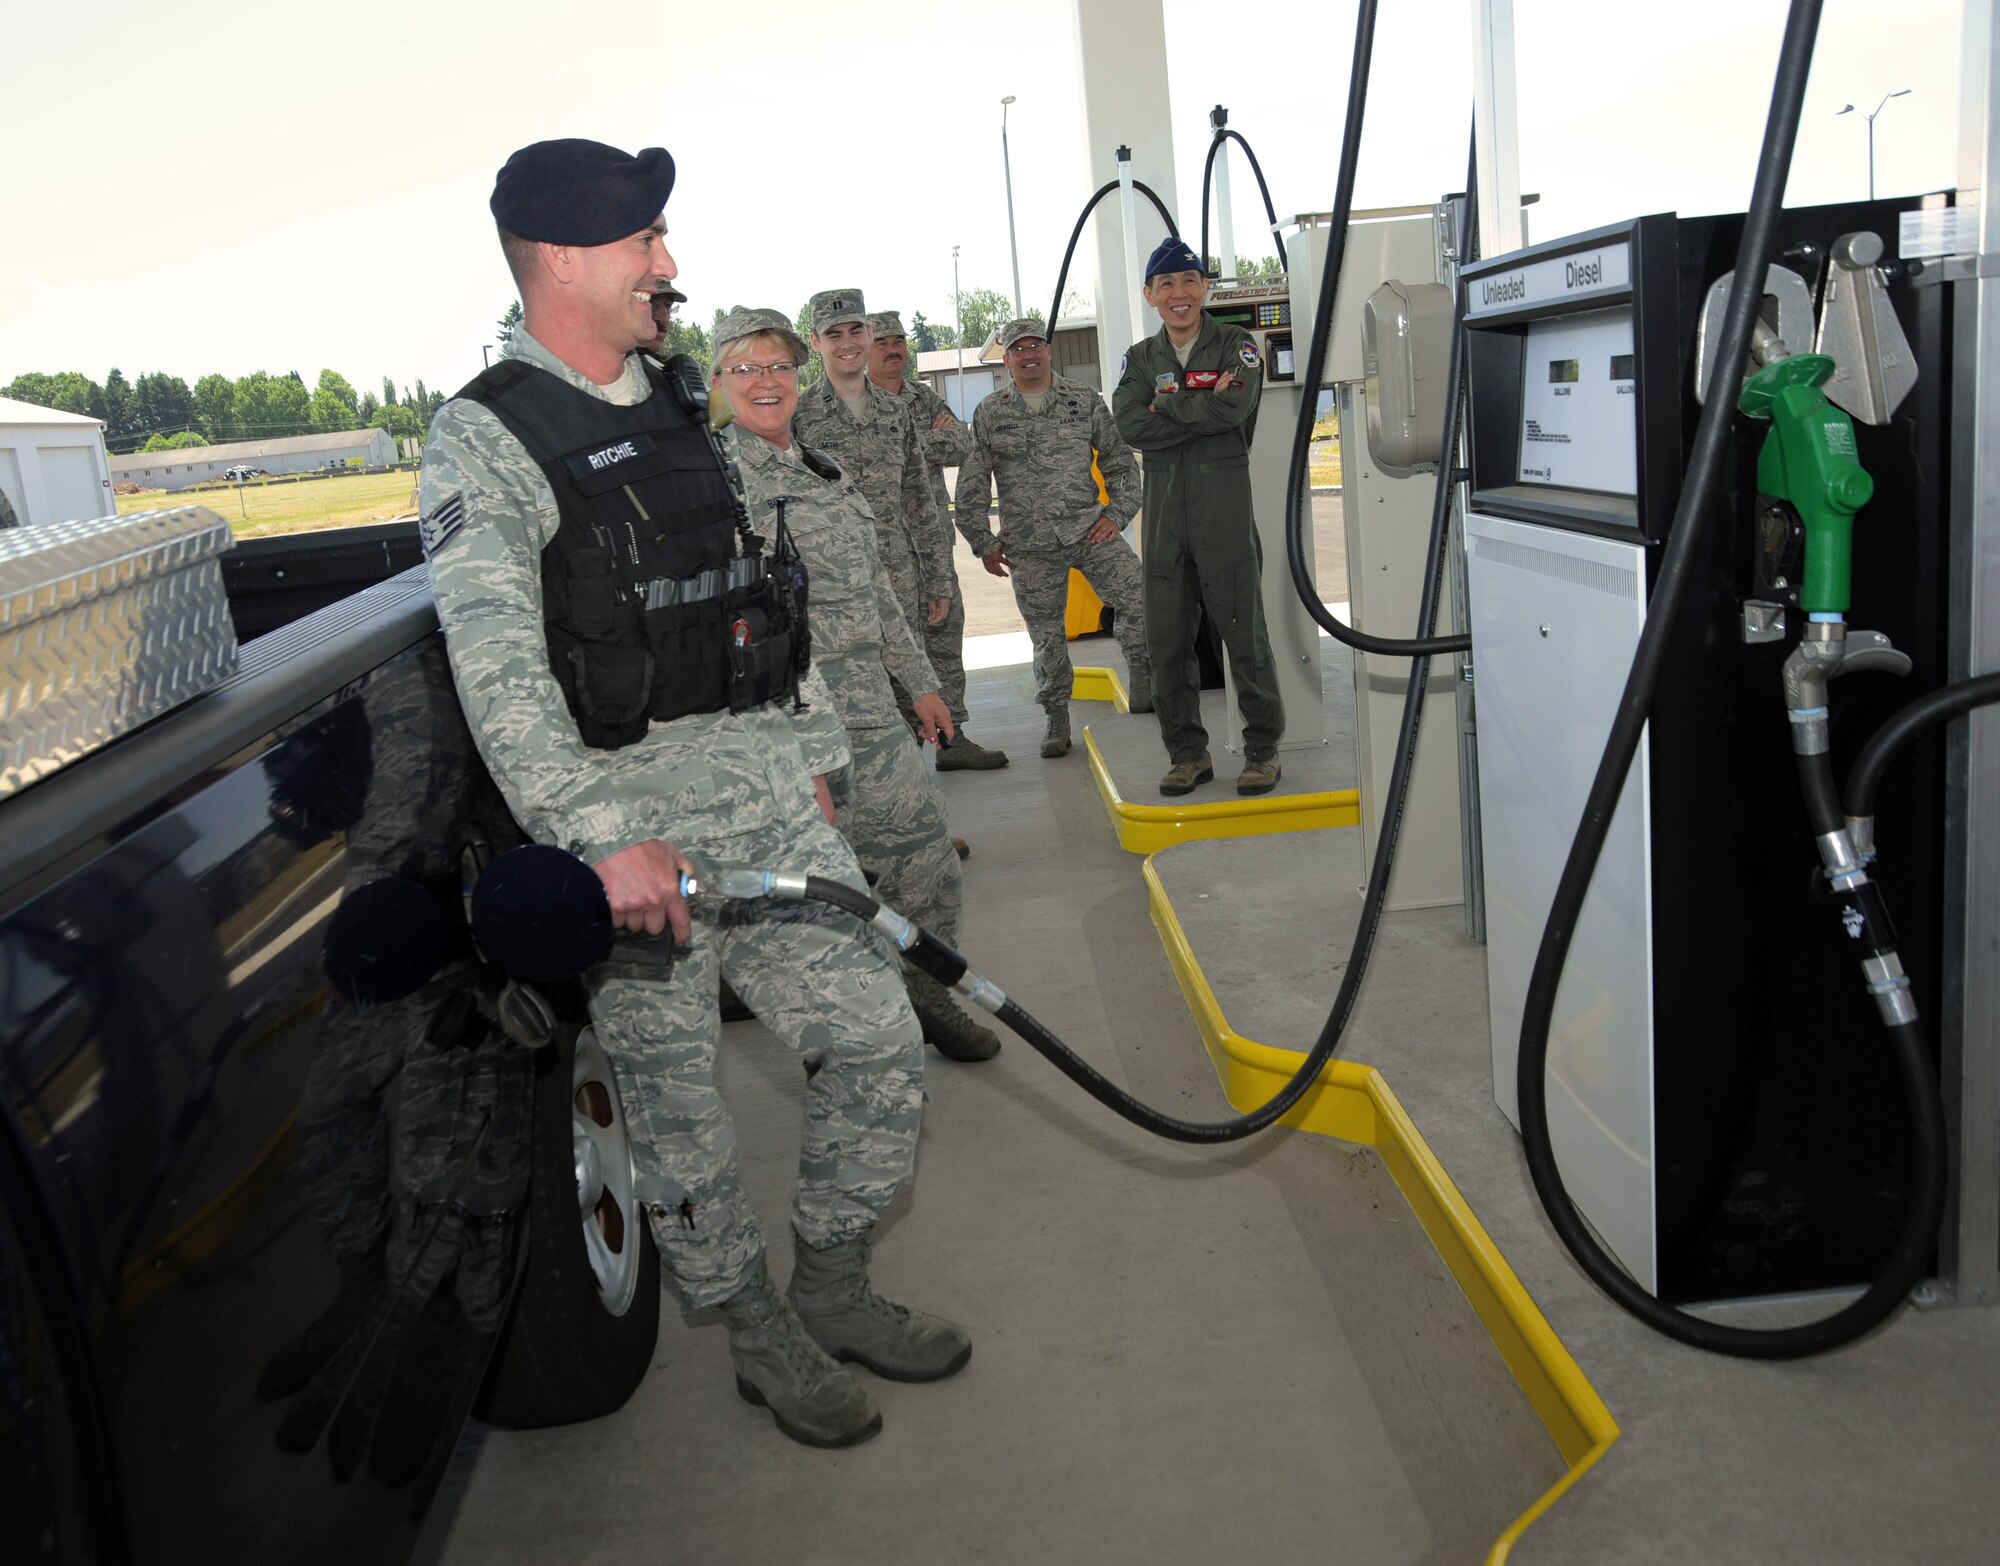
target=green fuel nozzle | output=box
[1739,353,1874,616]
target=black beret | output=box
[490,139,676,246]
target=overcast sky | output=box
[0,0,1965,409]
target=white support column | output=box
[1942,0,2000,1309]
[1070,0,1179,389]
[1470,0,1523,259]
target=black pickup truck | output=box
[1,518,655,1564]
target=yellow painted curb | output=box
[1080,725,1360,854]
[1070,664,1130,712]
[1141,856,1619,1565]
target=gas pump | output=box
[1461,197,1958,1306]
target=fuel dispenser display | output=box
[1462,200,1956,1306]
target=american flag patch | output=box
[420,491,465,555]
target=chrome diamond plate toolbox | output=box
[1,508,238,799]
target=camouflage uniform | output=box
[794,375,969,732]
[955,374,1151,716]
[729,426,966,1022]
[879,369,974,552]
[419,328,926,1310]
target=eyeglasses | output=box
[719,361,801,380]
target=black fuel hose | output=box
[1513,0,1948,1357]
[1044,178,1179,341]
[712,171,1481,1147]
[1278,0,1472,661]
[1199,127,1286,276]
[1843,671,2000,824]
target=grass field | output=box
[116,471,420,537]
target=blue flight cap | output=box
[490,139,676,246]
[1144,236,1205,282]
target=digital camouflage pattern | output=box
[587,806,924,1309]
[728,427,937,734]
[794,375,969,729]
[1113,314,1285,763]
[881,375,975,730]
[731,427,963,1017]
[420,327,924,1309]
[954,374,1152,713]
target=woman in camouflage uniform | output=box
[709,307,1000,1065]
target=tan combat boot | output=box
[1158,753,1214,796]
[717,1252,882,1447]
[1236,757,1282,796]
[790,1232,972,1383]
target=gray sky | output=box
[0,0,1964,407]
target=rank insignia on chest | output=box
[1238,341,1261,370]
[1185,370,1221,391]
[420,491,465,555]
[1154,371,1180,395]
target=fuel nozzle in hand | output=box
[470,843,701,982]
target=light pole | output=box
[482,343,494,368]
[1001,96,1023,318]
[1835,89,1911,199]
[953,244,965,418]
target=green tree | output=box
[793,301,825,391]
[4,371,99,416]
[140,429,207,452]
[909,311,940,352]
[235,371,291,436]
[134,372,195,439]
[496,299,523,350]
[193,373,235,440]
[954,287,1018,352]
[311,369,360,431]
[372,402,422,443]
[98,369,136,439]
[357,389,380,426]
[382,375,397,410]
[663,319,710,375]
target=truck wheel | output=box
[477,1027,660,1428]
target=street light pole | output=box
[1001,96,1023,318]
[1835,88,1911,199]
[953,244,965,418]
[482,343,494,368]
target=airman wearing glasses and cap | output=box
[642,281,688,351]
[419,140,969,1453]
[709,305,1002,1067]
[956,318,1154,760]
[795,289,1008,773]
[1112,236,1286,798]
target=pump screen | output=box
[1517,306,1638,495]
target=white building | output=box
[0,397,116,527]
[110,427,399,491]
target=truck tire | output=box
[477,1027,660,1429]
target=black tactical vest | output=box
[456,355,808,749]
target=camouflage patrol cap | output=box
[866,311,906,339]
[999,317,1050,350]
[711,306,810,367]
[652,283,687,306]
[809,289,868,333]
